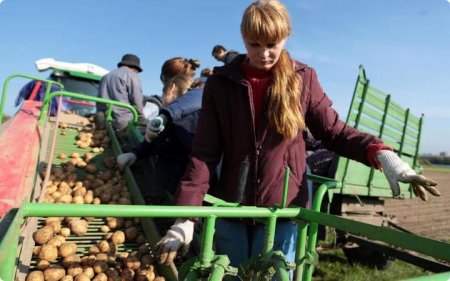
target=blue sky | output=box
[0,0,449,154]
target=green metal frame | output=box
[2,192,449,280]
[334,65,424,199]
[0,74,64,124]
[65,69,103,81]
[40,90,139,126]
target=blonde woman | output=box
[156,0,440,273]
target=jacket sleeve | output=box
[130,140,155,160]
[128,74,144,118]
[175,80,223,206]
[304,67,383,166]
[161,88,203,122]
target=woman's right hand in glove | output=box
[116,152,137,171]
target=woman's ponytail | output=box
[267,50,305,139]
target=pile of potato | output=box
[42,162,134,206]
[28,216,165,281]
[26,121,165,281]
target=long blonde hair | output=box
[241,0,305,139]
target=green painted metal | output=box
[2,175,450,280]
[39,90,139,126]
[405,272,450,281]
[0,208,23,281]
[66,69,103,81]
[334,65,423,199]
[281,167,290,208]
[302,177,342,281]
[200,216,217,268]
[414,114,424,173]
[294,221,308,280]
[22,203,302,220]
[299,208,450,263]
[0,73,64,124]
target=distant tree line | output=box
[420,155,450,165]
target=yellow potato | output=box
[25,270,44,281]
[33,226,54,245]
[43,265,65,281]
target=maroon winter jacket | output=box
[175,55,382,208]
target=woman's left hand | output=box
[377,150,440,201]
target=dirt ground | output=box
[384,169,450,240]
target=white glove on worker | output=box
[145,116,165,143]
[376,150,440,201]
[156,218,195,265]
[116,153,137,171]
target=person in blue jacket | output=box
[117,74,202,194]
[16,80,63,116]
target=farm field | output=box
[384,167,450,239]
[314,166,450,281]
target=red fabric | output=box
[0,101,41,216]
[367,143,393,169]
[241,62,271,127]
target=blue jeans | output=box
[214,219,298,279]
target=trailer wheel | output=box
[343,243,392,270]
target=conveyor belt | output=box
[15,119,178,280]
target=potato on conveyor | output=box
[33,226,54,245]
[59,242,77,258]
[25,270,44,281]
[43,265,65,281]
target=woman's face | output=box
[244,38,287,70]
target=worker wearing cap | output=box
[97,53,145,131]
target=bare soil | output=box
[384,169,450,239]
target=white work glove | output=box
[116,153,137,171]
[145,116,165,143]
[376,150,440,201]
[156,219,194,265]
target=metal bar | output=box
[294,222,308,281]
[405,272,450,281]
[209,255,230,281]
[399,107,409,155]
[0,209,23,281]
[413,114,424,171]
[347,234,450,273]
[299,208,450,262]
[281,167,290,208]
[200,216,217,268]
[0,74,63,124]
[39,90,139,125]
[263,216,277,256]
[302,181,337,281]
[366,94,391,195]
[23,203,302,218]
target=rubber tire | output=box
[343,244,393,270]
